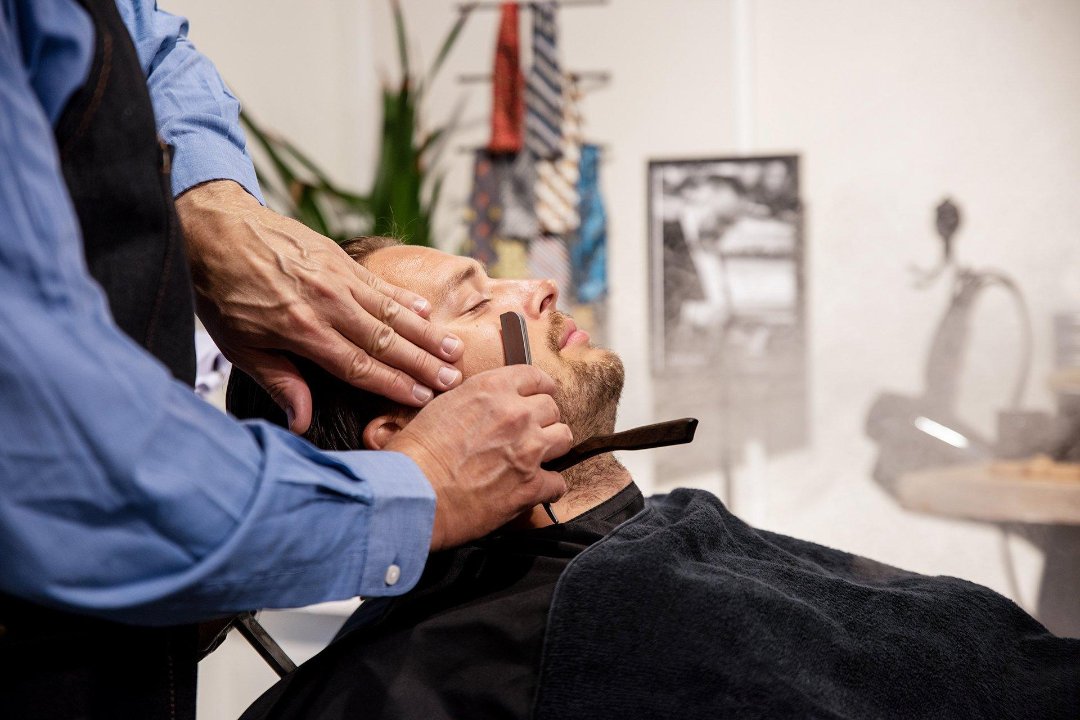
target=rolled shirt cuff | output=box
[339,450,436,597]
[163,116,266,204]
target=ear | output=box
[363,414,406,450]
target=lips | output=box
[559,318,578,349]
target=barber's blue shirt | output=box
[0,0,435,624]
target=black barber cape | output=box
[533,490,1080,720]
[242,483,646,720]
[244,487,1080,720]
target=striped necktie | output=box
[525,2,563,160]
[535,75,582,235]
[529,75,582,309]
[528,232,572,310]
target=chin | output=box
[556,349,625,440]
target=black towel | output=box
[533,489,1080,720]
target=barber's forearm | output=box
[0,206,436,624]
[116,0,264,201]
[175,179,262,280]
[0,228,437,623]
[0,296,436,623]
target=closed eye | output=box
[466,299,491,315]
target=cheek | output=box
[453,322,506,376]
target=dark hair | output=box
[225,236,405,451]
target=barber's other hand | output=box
[175,180,464,433]
[385,366,574,551]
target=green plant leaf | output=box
[278,138,340,190]
[425,171,446,223]
[242,112,306,215]
[255,174,295,213]
[278,137,374,217]
[391,0,410,87]
[419,6,472,98]
[416,127,445,159]
[330,188,373,214]
[242,112,303,198]
[295,183,333,238]
[421,94,467,173]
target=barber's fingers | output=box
[321,298,464,403]
[346,263,464,365]
[535,470,569,505]
[476,364,559,399]
[349,261,436,321]
[232,348,313,433]
[539,422,575,462]
[307,331,455,408]
[523,392,562,428]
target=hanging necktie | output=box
[499,149,539,240]
[490,2,524,153]
[530,75,582,307]
[525,2,563,160]
[570,143,607,304]
[465,150,504,265]
[535,75,582,235]
[528,232,572,309]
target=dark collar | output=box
[480,482,645,555]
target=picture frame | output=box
[648,155,803,371]
[647,155,808,477]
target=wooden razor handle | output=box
[542,418,699,473]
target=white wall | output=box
[171,0,1080,716]
[749,0,1080,595]
[169,0,380,190]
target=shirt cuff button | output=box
[385,564,401,586]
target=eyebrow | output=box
[433,261,485,309]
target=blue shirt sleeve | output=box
[0,7,434,625]
[115,0,265,202]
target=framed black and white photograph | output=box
[648,155,808,476]
[649,155,803,370]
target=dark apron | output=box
[0,0,199,717]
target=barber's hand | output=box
[385,366,574,551]
[175,180,464,433]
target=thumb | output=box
[239,349,314,434]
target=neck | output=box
[519,452,633,528]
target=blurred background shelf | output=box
[897,463,1080,525]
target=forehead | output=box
[365,246,481,310]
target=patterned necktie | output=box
[525,2,563,160]
[530,75,581,307]
[465,150,504,265]
[528,232,572,310]
[535,75,582,235]
[489,2,524,153]
[499,149,539,240]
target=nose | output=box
[525,278,559,319]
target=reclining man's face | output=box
[363,245,625,445]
